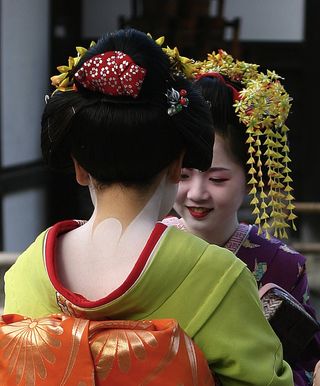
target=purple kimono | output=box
[163,217,320,386]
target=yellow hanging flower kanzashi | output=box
[186,49,296,239]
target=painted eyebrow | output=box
[182,167,231,172]
[207,167,230,172]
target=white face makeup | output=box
[174,134,247,245]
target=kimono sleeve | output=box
[194,267,294,386]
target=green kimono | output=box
[4,220,293,385]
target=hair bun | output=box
[74,51,147,98]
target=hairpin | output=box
[195,49,295,239]
[166,88,189,116]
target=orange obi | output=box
[0,314,215,385]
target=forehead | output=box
[211,134,240,168]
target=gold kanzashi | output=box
[51,41,96,93]
[148,33,199,79]
[196,50,295,238]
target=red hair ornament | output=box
[196,72,240,102]
[75,51,147,98]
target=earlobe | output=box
[72,157,91,186]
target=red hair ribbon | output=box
[196,72,241,101]
[74,51,147,98]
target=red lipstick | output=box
[187,207,212,219]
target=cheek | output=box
[226,184,245,209]
[214,184,244,209]
[175,183,188,203]
[174,184,189,215]
[213,189,232,207]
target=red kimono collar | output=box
[44,220,167,308]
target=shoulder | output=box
[163,218,246,269]
[164,225,247,282]
[5,229,49,277]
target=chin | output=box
[187,219,211,232]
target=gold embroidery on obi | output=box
[140,322,180,386]
[0,316,63,385]
[60,318,89,385]
[89,320,158,380]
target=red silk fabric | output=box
[0,314,215,385]
[75,51,147,98]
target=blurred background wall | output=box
[0,0,319,311]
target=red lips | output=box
[187,207,212,219]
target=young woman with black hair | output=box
[2,30,293,385]
[164,50,319,385]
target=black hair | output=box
[41,28,213,188]
[194,76,248,172]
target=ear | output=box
[167,151,185,183]
[72,157,91,186]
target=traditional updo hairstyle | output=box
[194,76,248,173]
[41,28,213,189]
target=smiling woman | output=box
[174,134,246,246]
[163,50,320,385]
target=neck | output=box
[57,171,177,300]
[185,216,240,247]
[88,169,178,229]
[90,181,159,230]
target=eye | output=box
[180,173,190,180]
[209,177,228,184]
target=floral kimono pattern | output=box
[0,314,215,386]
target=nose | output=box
[186,176,210,202]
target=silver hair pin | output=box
[166,88,189,116]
